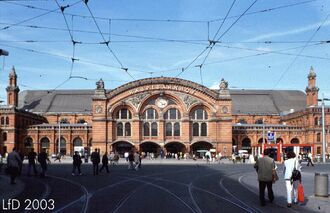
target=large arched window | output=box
[191,108,208,137]
[24,137,33,148]
[73,137,83,147]
[115,108,132,137]
[40,137,50,149]
[143,108,158,136]
[0,117,4,125]
[164,108,181,137]
[5,117,9,125]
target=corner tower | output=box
[6,66,20,107]
[305,66,319,107]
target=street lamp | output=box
[58,121,61,155]
[318,94,330,163]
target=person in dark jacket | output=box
[91,148,100,175]
[72,151,82,176]
[27,148,38,176]
[128,151,134,170]
[38,149,50,177]
[7,147,22,184]
[99,152,109,173]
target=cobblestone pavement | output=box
[1,159,329,213]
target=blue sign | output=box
[267,132,275,141]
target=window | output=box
[255,119,264,124]
[144,123,150,136]
[116,109,132,119]
[164,108,181,136]
[77,119,86,124]
[238,119,247,124]
[117,123,123,136]
[314,117,319,125]
[166,123,172,136]
[174,122,180,136]
[115,108,132,137]
[60,118,69,124]
[0,117,4,125]
[125,122,131,136]
[143,108,158,136]
[317,133,321,142]
[201,122,207,136]
[5,117,9,125]
[151,122,158,136]
[191,108,208,137]
[193,123,199,136]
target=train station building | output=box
[0,66,329,160]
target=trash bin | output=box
[314,173,329,197]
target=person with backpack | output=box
[283,151,301,208]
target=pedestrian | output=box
[72,151,82,176]
[283,151,301,208]
[54,153,61,162]
[306,152,314,166]
[91,148,100,175]
[6,147,22,184]
[124,152,129,162]
[254,149,275,206]
[100,152,109,173]
[18,149,24,175]
[128,151,134,170]
[27,148,38,176]
[37,148,51,178]
[134,151,140,171]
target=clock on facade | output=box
[95,105,103,113]
[155,98,168,108]
[221,106,228,114]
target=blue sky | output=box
[1,0,330,103]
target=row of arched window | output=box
[115,108,208,137]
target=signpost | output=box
[267,131,275,143]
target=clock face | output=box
[95,105,103,113]
[156,98,168,108]
[221,106,228,114]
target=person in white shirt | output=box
[283,151,301,208]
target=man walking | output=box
[27,148,38,176]
[7,147,22,184]
[306,152,314,166]
[72,151,82,176]
[99,152,109,173]
[91,148,100,175]
[254,149,276,206]
[38,148,51,177]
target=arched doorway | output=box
[191,141,213,158]
[241,138,251,154]
[56,137,67,155]
[165,142,186,154]
[112,141,133,156]
[258,138,268,144]
[291,138,299,144]
[40,137,50,153]
[140,142,161,156]
[276,138,283,144]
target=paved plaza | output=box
[1,159,329,213]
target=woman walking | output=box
[283,151,301,208]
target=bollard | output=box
[314,173,329,197]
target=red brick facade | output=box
[0,67,329,159]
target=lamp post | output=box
[58,121,61,155]
[318,94,330,163]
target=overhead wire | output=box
[176,0,258,78]
[273,12,330,88]
[0,0,81,31]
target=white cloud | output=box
[209,81,219,89]
[245,20,330,42]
